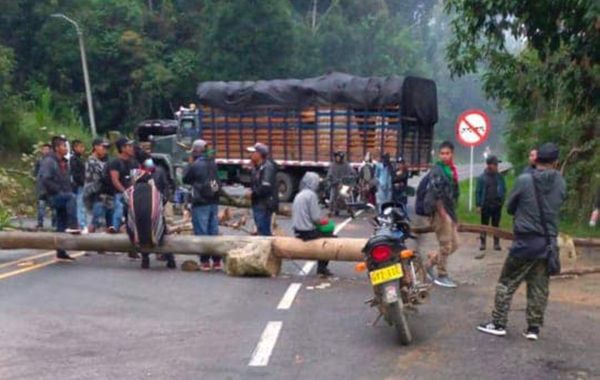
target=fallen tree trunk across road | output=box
[1,225,598,277]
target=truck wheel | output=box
[276,172,296,202]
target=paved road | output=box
[3,162,599,379]
[1,208,599,379]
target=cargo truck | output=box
[138,72,438,202]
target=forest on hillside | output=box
[0,0,597,220]
[0,0,502,158]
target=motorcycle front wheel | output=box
[390,300,413,345]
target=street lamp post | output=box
[51,13,97,137]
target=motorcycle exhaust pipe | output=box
[417,289,429,303]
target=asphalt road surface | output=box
[2,163,599,379]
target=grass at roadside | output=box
[456,169,600,238]
[0,154,36,217]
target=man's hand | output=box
[244,190,252,200]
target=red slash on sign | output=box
[455,109,491,148]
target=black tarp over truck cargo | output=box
[195,72,437,171]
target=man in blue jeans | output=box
[38,136,81,260]
[245,143,278,236]
[84,138,113,232]
[183,139,222,271]
[107,137,138,233]
[70,139,87,231]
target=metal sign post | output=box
[455,109,491,212]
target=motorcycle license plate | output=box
[369,264,403,286]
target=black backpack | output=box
[415,173,433,216]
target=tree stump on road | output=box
[226,240,281,277]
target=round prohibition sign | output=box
[455,109,491,147]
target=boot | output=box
[479,234,486,251]
[493,238,501,251]
[141,254,150,269]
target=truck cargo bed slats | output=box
[198,106,433,170]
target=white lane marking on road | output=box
[0,250,55,270]
[299,261,316,276]
[334,209,364,235]
[277,283,302,310]
[248,321,283,367]
[0,251,86,281]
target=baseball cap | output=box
[536,143,560,163]
[115,137,134,151]
[247,142,269,155]
[486,155,501,165]
[92,138,111,148]
[190,139,207,152]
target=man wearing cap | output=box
[183,139,223,271]
[478,143,566,341]
[246,142,278,236]
[39,136,81,260]
[84,138,112,232]
[476,155,506,253]
[107,137,139,232]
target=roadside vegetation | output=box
[457,171,600,238]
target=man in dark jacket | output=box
[70,140,87,231]
[246,142,278,236]
[39,136,80,260]
[476,155,507,253]
[478,142,566,341]
[424,141,460,288]
[35,143,53,229]
[183,139,222,271]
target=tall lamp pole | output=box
[51,13,97,137]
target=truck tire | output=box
[276,172,296,202]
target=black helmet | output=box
[334,151,345,159]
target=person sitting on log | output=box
[292,172,336,277]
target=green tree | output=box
[445,0,599,221]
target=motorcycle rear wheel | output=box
[390,301,413,345]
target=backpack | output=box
[415,173,433,216]
[124,177,165,248]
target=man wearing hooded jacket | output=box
[293,172,335,277]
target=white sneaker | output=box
[81,227,89,235]
[65,228,81,234]
[522,327,539,341]
[477,322,507,336]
